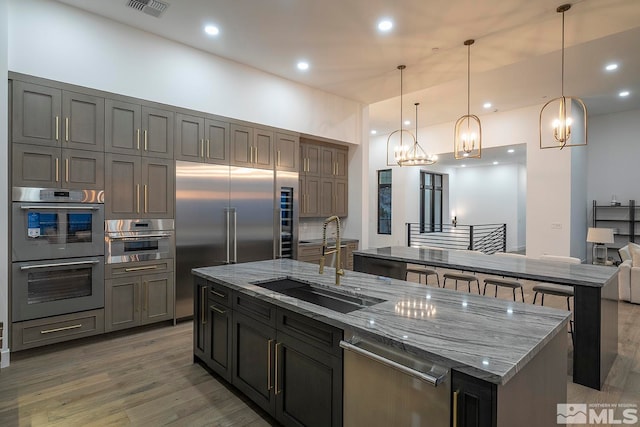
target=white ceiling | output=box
[55,0,640,136]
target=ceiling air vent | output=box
[126,0,169,18]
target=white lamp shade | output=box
[586,227,614,244]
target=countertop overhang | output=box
[193,259,570,386]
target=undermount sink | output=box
[252,278,386,314]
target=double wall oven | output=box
[11,187,105,322]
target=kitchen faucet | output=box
[319,215,344,286]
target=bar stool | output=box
[443,272,480,294]
[405,265,440,287]
[483,277,525,302]
[532,283,574,343]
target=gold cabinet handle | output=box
[65,117,69,142]
[250,145,253,163]
[65,158,69,183]
[304,158,308,172]
[136,184,140,214]
[267,339,274,391]
[136,129,140,150]
[41,324,81,334]
[144,281,148,312]
[55,116,59,141]
[211,305,226,315]
[452,390,459,427]
[255,145,258,163]
[275,342,282,395]
[55,158,59,182]
[144,184,148,213]
[277,150,281,166]
[210,289,226,298]
[201,286,207,325]
[124,265,159,272]
[144,130,148,151]
[200,139,204,158]
[206,139,210,158]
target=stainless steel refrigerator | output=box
[175,161,278,318]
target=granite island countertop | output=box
[193,259,570,386]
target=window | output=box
[378,169,392,234]
[420,171,443,232]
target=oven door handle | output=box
[107,234,172,240]
[20,260,100,270]
[20,205,100,210]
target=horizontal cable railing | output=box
[406,223,506,254]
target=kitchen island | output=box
[193,259,569,427]
[353,246,619,391]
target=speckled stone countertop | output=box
[354,246,617,287]
[193,259,569,386]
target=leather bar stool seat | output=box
[442,272,480,294]
[483,277,525,302]
[532,283,574,343]
[405,266,440,287]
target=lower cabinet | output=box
[451,370,497,427]
[194,278,343,427]
[105,260,174,332]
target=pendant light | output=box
[539,3,587,149]
[386,65,437,166]
[454,39,482,159]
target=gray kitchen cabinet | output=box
[12,81,104,152]
[105,154,173,219]
[207,281,233,381]
[12,144,104,190]
[105,260,174,332]
[275,133,299,172]
[175,114,230,164]
[194,278,208,361]
[299,139,348,217]
[230,124,274,169]
[106,100,173,158]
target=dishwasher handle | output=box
[340,340,446,387]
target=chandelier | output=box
[454,39,482,159]
[386,65,437,166]
[539,4,587,149]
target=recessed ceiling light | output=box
[404,120,410,125]
[507,149,515,153]
[483,102,492,109]
[605,63,618,71]
[493,161,499,165]
[377,19,393,32]
[297,61,309,71]
[371,130,377,135]
[204,25,219,36]
[619,90,630,97]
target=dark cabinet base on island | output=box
[194,277,343,427]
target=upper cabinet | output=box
[230,125,274,170]
[175,114,230,165]
[105,99,173,159]
[275,133,299,172]
[300,139,349,217]
[12,81,104,152]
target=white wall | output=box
[8,0,363,144]
[0,0,8,368]
[454,164,522,252]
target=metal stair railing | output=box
[406,223,506,254]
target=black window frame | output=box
[377,169,392,235]
[420,171,443,233]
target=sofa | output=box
[618,243,640,303]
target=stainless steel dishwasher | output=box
[341,335,451,427]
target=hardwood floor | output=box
[0,270,638,426]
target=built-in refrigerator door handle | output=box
[233,209,238,263]
[226,208,231,264]
[278,207,283,258]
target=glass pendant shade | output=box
[539,4,588,149]
[454,39,481,160]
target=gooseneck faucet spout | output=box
[319,215,344,286]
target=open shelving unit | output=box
[592,199,638,260]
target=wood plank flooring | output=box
[0,268,638,426]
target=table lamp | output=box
[586,227,614,264]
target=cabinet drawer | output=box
[208,281,232,307]
[106,259,174,278]
[12,309,105,351]
[277,309,343,357]
[298,244,322,258]
[233,292,277,327]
